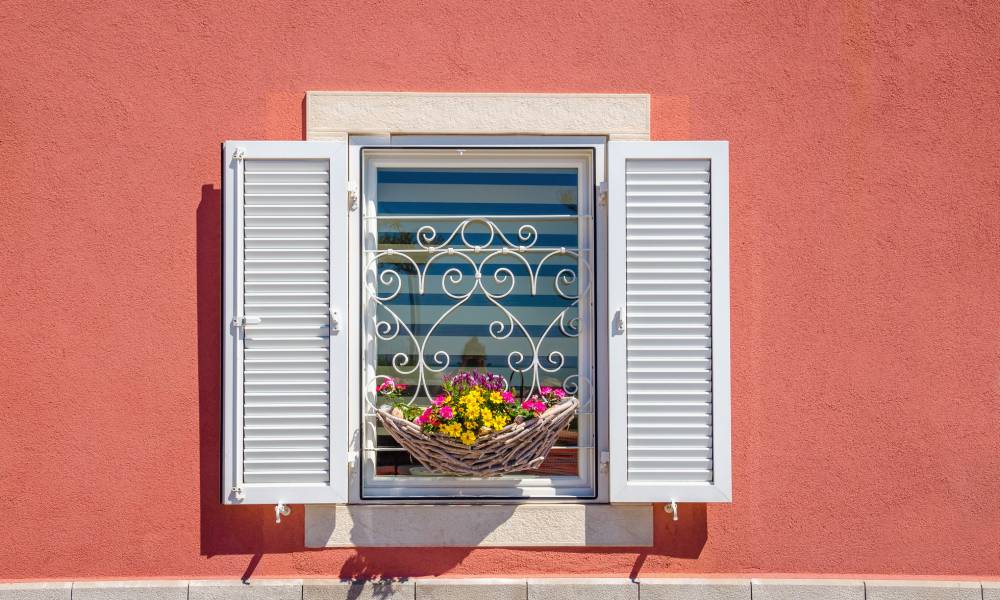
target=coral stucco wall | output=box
[2,0,1000,582]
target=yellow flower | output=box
[482,413,504,430]
[460,431,477,445]
[489,391,502,403]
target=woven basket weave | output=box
[375,396,579,477]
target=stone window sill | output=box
[304,504,652,548]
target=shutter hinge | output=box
[664,501,679,522]
[231,316,262,329]
[614,308,626,335]
[347,450,359,470]
[597,181,608,206]
[233,147,247,161]
[599,451,610,473]
[329,309,341,334]
[230,486,245,502]
[347,181,359,211]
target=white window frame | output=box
[345,135,610,504]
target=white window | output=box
[360,146,598,499]
[222,111,730,508]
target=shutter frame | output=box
[607,141,731,503]
[222,140,349,504]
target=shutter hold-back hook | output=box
[275,503,291,524]
[664,501,679,522]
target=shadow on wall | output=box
[197,185,305,560]
[196,184,708,580]
[332,503,708,581]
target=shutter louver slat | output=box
[223,141,348,504]
[609,141,731,504]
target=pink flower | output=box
[552,388,565,398]
[431,394,446,406]
[520,399,547,414]
[438,405,454,420]
[378,378,405,393]
[540,386,552,394]
[415,406,434,425]
[501,390,515,403]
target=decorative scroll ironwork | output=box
[363,217,593,410]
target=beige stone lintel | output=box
[306,92,650,141]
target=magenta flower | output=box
[431,394,447,406]
[438,405,454,420]
[415,406,434,425]
[552,388,565,398]
[501,390,515,403]
[519,398,546,414]
[378,377,407,394]
[540,386,552,394]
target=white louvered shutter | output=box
[607,141,731,503]
[222,141,348,504]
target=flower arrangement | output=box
[378,371,568,446]
[375,371,579,476]
[375,377,407,402]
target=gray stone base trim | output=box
[527,578,637,600]
[414,579,523,600]
[75,582,188,600]
[0,582,72,600]
[640,578,751,600]
[0,578,994,600]
[751,579,865,600]
[866,581,984,600]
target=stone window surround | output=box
[304,91,650,548]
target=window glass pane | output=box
[363,162,593,492]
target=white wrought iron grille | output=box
[361,151,596,498]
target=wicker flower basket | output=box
[376,396,580,477]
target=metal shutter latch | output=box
[231,316,262,329]
[614,308,626,334]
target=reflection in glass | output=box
[364,167,589,480]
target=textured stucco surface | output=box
[1,0,1000,582]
